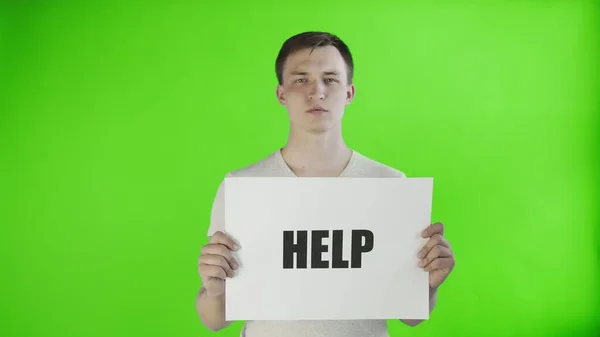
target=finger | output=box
[199,264,227,281]
[419,245,452,268]
[201,244,239,270]
[421,222,444,238]
[199,254,234,276]
[417,234,450,258]
[209,231,239,251]
[424,257,455,272]
[203,278,225,295]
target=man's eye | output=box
[295,78,307,83]
[324,78,338,83]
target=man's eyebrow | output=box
[290,71,340,76]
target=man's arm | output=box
[402,222,455,327]
[196,180,233,331]
[195,286,231,331]
[400,286,438,327]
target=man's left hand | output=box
[418,222,455,289]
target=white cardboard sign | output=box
[224,177,433,321]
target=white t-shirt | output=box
[206,149,407,337]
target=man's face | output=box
[276,46,355,134]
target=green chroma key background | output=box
[1,1,598,336]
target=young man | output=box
[195,31,455,337]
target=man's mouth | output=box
[307,106,328,113]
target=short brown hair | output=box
[275,31,354,85]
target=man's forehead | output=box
[285,46,346,73]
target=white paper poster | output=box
[224,177,433,321]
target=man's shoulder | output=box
[226,150,287,178]
[350,151,407,178]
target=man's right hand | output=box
[198,231,240,297]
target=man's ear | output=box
[276,85,286,105]
[346,84,356,105]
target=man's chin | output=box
[302,123,337,135]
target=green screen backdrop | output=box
[1,1,598,336]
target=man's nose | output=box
[308,82,325,100]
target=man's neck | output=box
[281,128,353,177]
